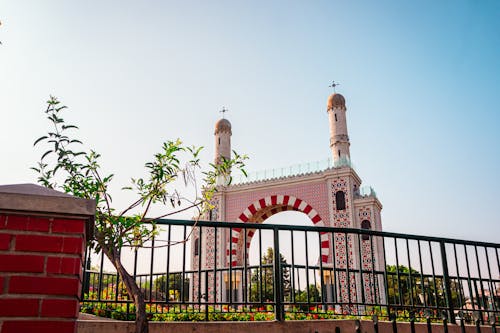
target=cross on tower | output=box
[329,81,340,92]
[220,107,228,119]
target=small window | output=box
[218,138,221,145]
[338,150,341,157]
[335,114,338,121]
[209,210,213,221]
[194,238,199,256]
[335,191,346,210]
[361,220,371,240]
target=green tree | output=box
[153,274,190,301]
[386,265,464,309]
[249,247,291,302]
[32,96,247,333]
[295,284,321,309]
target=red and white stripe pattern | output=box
[228,195,329,267]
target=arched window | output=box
[335,191,346,211]
[194,238,199,256]
[361,220,371,240]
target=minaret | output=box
[327,92,350,165]
[214,117,232,185]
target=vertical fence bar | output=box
[464,245,476,315]
[165,224,171,305]
[243,228,248,307]
[258,228,263,304]
[228,227,233,307]
[273,227,284,321]
[149,236,155,302]
[205,269,209,320]
[318,232,325,310]
[131,248,138,317]
[181,225,187,304]
[406,239,415,309]
[213,226,217,306]
[474,245,486,323]
[115,249,121,303]
[98,251,104,302]
[357,233,366,309]
[345,232,351,310]
[369,235,377,305]
[331,231,338,306]
[290,230,296,304]
[381,236,391,319]
[453,243,464,310]
[81,246,88,300]
[440,241,455,324]
[197,227,202,310]
[305,231,311,309]
[428,241,438,311]
[417,240,427,309]
[394,237,403,308]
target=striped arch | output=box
[227,195,330,267]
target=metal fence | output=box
[81,219,500,324]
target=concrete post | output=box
[0,183,95,333]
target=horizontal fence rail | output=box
[81,219,500,324]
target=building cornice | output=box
[219,166,362,195]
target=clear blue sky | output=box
[1,0,499,244]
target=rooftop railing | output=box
[233,157,355,184]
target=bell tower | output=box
[327,92,350,165]
[214,116,232,186]
[214,117,232,165]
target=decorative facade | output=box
[191,92,384,306]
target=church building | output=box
[191,91,384,306]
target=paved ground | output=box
[78,312,116,321]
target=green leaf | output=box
[41,150,53,160]
[33,136,48,146]
[62,124,78,130]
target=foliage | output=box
[153,274,190,301]
[81,302,459,322]
[386,265,464,308]
[249,247,291,302]
[32,96,247,333]
[294,284,321,306]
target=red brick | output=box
[0,276,4,293]
[0,298,40,316]
[62,236,84,254]
[9,276,79,295]
[0,254,45,272]
[0,233,11,250]
[4,215,50,232]
[52,219,85,234]
[46,257,82,275]
[1,320,76,333]
[41,298,79,318]
[15,234,83,254]
[15,234,63,253]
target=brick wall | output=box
[0,213,86,333]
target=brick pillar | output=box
[0,184,95,333]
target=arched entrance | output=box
[227,195,330,267]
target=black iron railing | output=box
[81,219,500,324]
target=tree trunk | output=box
[103,247,149,333]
